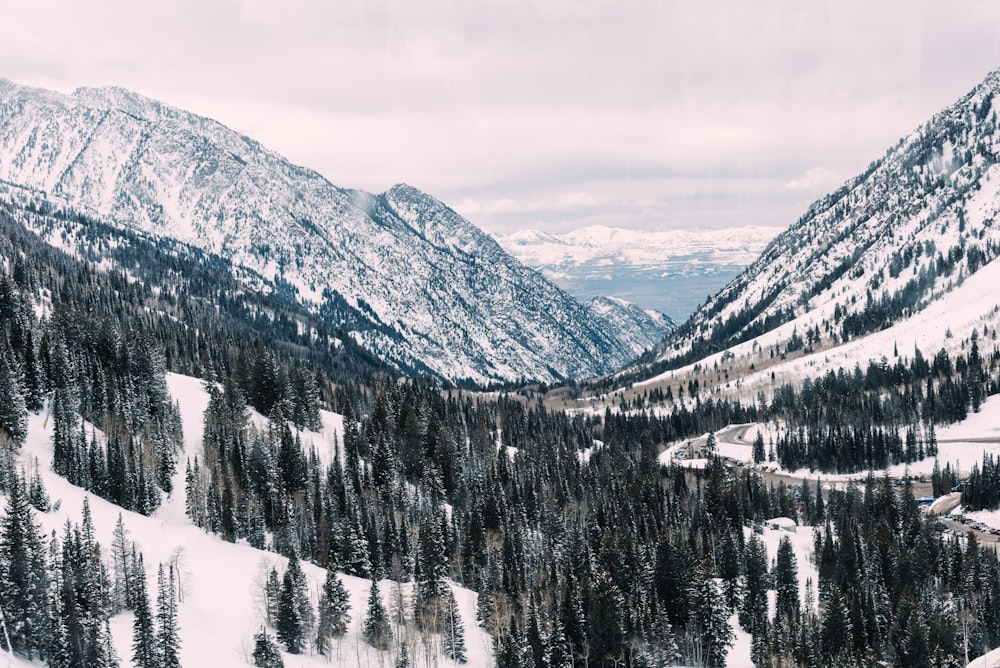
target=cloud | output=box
[785,167,843,191]
[4,0,1000,234]
[452,192,608,217]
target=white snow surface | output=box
[969,645,1000,667]
[0,372,491,668]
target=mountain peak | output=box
[0,78,660,384]
[625,65,1000,384]
[72,84,163,116]
[384,182,423,198]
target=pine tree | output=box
[0,471,48,658]
[252,628,285,668]
[28,458,49,512]
[131,556,157,668]
[752,431,766,464]
[264,566,281,627]
[276,552,311,654]
[719,530,742,610]
[740,533,768,635]
[92,618,120,668]
[691,567,734,668]
[363,579,392,650]
[47,591,74,668]
[819,585,853,661]
[416,508,449,630]
[0,354,27,446]
[774,535,800,621]
[157,564,181,668]
[315,567,351,655]
[111,513,133,614]
[441,589,467,664]
[588,571,625,666]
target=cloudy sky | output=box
[4,0,1000,233]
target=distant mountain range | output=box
[495,224,781,319]
[0,79,672,384]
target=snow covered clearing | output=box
[969,645,1000,667]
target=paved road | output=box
[673,425,1000,561]
[673,423,936,496]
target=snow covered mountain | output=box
[617,67,1000,387]
[495,225,781,319]
[586,295,674,353]
[0,79,660,385]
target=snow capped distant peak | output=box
[500,229,567,246]
[497,224,781,317]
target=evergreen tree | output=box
[0,471,48,658]
[752,431,766,464]
[819,585,853,661]
[588,570,625,666]
[264,567,281,627]
[131,556,157,668]
[110,513,133,614]
[363,579,392,650]
[47,591,74,668]
[0,354,27,446]
[276,552,311,654]
[252,628,285,668]
[27,459,49,512]
[740,533,769,635]
[441,589,467,664]
[157,564,181,668]
[416,507,449,630]
[316,567,350,656]
[774,535,800,621]
[691,565,733,668]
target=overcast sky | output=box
[4,0,1000,233]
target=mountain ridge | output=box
[582,66,1000,400]
[0,78,667,384]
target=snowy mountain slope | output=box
[587,296,675,353]
[2,373,491,668]
[609,67,1000,387]
[622,238,1000,409]
[496,225,781,318]
[0,79,655,385]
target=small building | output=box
[766,517,797,533]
